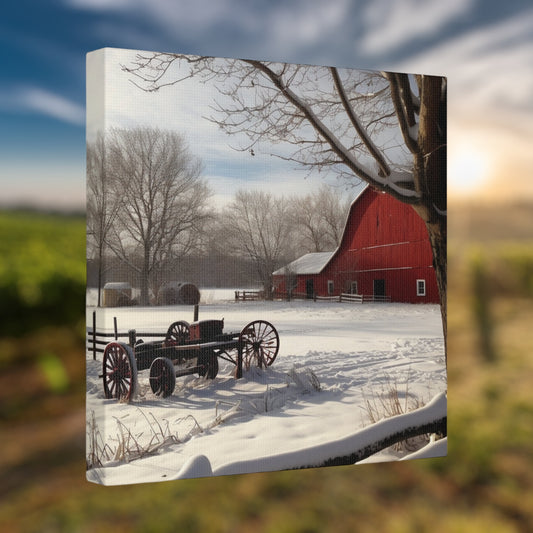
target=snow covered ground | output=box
[86,290,446,485]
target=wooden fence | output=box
[87,313,168,361]
[87,307,200,360]
[340,293,391,303]
[272,291,391,303]
[234,290,264,301]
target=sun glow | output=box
[449,144,491,196]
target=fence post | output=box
[194,304,199,322]
[114,317,118,340]
[92,311,96,360]
[128,329,136,348]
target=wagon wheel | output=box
[149,357,176,398]
[165,320,190,345]
[102,342,138,401]
[198,351,219,379]
[239,320,279,370]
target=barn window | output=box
[416,279,426,296]
[351,281,358,294]
[327,280,334,295]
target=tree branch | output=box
[244,60,418,204]
[385,72,420,155]
[330,67,391,177]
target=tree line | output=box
[87,126,351,305]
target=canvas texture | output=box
[86,47,447,485]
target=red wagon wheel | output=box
[239,320,279,370]
[165,320,190,345]
[149,357,176,398]
[102,342,137,401]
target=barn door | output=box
[306,279,314,299]
[373,279,385,298]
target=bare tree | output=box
[123,54,446,347]
[290,185,351,254]
[321,186,353,247]
[106,127,212,305]
[221,190,292,299]
[87,131,121,306]
[289,194,324,254]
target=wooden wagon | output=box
[100,319,279,401]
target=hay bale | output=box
[157,282,200,306]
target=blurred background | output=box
[1,1,532,531]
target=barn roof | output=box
[273,251,334,276]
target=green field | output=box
[1,208,532,532]
[0,211,85,337]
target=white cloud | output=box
[66,0,253,33]
[359,0,476,56]
[266,0,351,49]
[390,10,533,117]
[64,0,134,10]
[66,0,353,64]
[2,86,85,125]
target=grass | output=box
[1,207,533,532]
[363,372,430,453]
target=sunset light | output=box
[449,143,491,196]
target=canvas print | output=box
[86,48,447,485]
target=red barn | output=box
[273,186,439,303]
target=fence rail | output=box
[340,293,363,303]
[86,327,167,359]
[341,293,391,303]
[87,311,170,360]
[272,291,391,303]
[234,290,264,301]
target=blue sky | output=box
[1,0,532,209]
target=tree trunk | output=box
[321,416,447,467]
[414,75,447,360]
[97,248,103,308]
[426,218,447,356]
[141,247,151,306]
